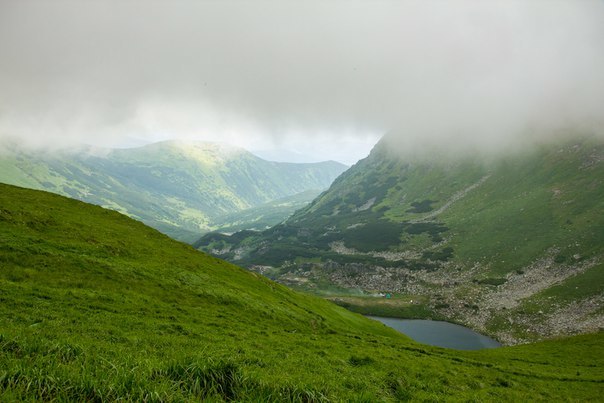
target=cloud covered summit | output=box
[1,1,603,161]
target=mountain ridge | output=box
[0,140,347,241]
[196,133,604,344]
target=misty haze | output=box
[0,1,603,401]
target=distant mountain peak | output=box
[0,140,348,239]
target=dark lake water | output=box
[368,316,501,350]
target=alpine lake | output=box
[368,316,501,350]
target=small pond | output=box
[368,316,501,350]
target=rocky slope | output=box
[196,133,604,344]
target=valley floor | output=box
[257,246,604,346]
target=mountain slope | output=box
[196,134,604,344]
[210,189,323,233]
[1,183,603,400]
[0,140,347,241]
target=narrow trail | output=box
[410,174,491,223]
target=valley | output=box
[196,134,604,345]
[2,2,603,400]
[0,183,602,400]
[0,140,346,242]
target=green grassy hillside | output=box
[0,141,346,241]
[210,189,322,233]
[1,183,602,400]
[196,134,604,344]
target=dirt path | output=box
[411,174,490,223]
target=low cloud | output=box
[0,1,602,159]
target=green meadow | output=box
[1,183,602,401]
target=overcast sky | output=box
[1,1,603,164]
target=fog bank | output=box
[0,1,603,161]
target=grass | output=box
[328,295,439,319]
[196,135,604,341]
[210,189,322,233]
[0,142,346,242]
[1,183,603,401]
[538,261,604,303]
[442,137,604,275]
